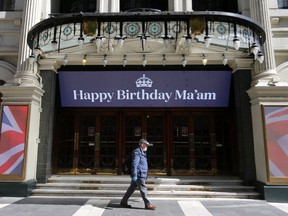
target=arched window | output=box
[120,0,168,12]
[193,0,238,12]
[60,0,96,13]
[278,0,288,8]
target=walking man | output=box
[120,139,156,210]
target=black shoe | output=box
[120,203,132,208]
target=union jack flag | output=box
[265,106,288,177]
[0,105,28,175]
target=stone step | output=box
[36,182,256,192]
[32,175,261,199]
[46,175,245,185]
[32,188,260,199]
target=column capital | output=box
[247,85,288,105]
[13,0,43,87]
[230,58,253,72]
[249,0,282,86]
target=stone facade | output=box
[0,0,288,201]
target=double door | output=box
[54,109,237,175]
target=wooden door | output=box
[123,111,166,175]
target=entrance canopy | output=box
[27,11,266,67]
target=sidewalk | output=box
[0,197,288,216]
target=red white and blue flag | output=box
[265,106,288,178]
[0,105,28,175]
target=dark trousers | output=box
[121,178,151,206]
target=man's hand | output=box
[132,176,137,182]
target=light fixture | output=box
[118,37,125,48]
[116,22,125,48]
[163,21,170,48]
[51,26,58,51]
[51,40,57,51]
[82,55,87,66]
[63,55,68,66]
[78,20,84,48]
[250,42,259,56]
[142,55,147,67]
[78,36,84,48]
[202,54,208,66]
[162,54,167,66]
[182,55,187,67]
[33,46,41,57]
[29,54,35,64]
[233,36,240,50]
[233,23,240,50]
[96,36,102,49]
[103,55,108,67]
[122,55,127,67]
[140,35,147,51]
[222,54,228,66]
[204,20,211,47]
[257,51,264,64]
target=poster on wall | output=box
[262,105,288,182]
[58,70,232,107]
[0,105,29,180]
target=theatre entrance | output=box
[53,108,237,176]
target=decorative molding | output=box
[0,60,16,82]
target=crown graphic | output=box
[135,74,153,88]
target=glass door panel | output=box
[194,115,211,170]
[146,115,165,171]
[78,115,96,168]
[172,116,190,171]
[100,116,117,169]
[57,115,75,169]
[124,114,142,157]
[123,112,165,174]
[215,114,234,174]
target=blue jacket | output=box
[131,147,148,179]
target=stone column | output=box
[173,0,181,12]
[98,0,109,12]
[249,0,282,86]
[110,0,120,12]
[184,0,192,11]
[10,0,43,87]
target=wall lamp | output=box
[29,54,35,64]
[202,54,208,66]
[251,42,259,56]
[82,55,87,66]
[182,55,187,67]
[122,54,127,67]
[162,54,167,66]
[103,55,108,67]
[257,51,264,63]
[142,55,147,67]
[204,20,211,47]
[63,55,68,66]
[222,54,228,66]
